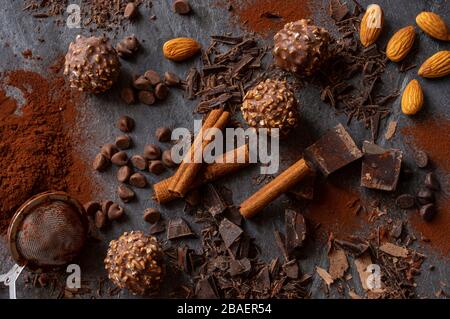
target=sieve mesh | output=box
[15,200,86,268]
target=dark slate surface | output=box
[0,0,448,299]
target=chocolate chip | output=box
[108,203,124,221]
[93,153,109,171]
[162,149,177,168]
[84,201,101,216]
[413,150,428,168]
[144,70,161,85]
[115,135,132,150]
[111,151,129,166]
[95,210,107,229]
[120,87,135,104]
[143,144,161,160]
[173,0,191,15]
[101,144,118,160]
[416,187,434,205]
[155,83,169,100]
[395,194,415,209]
[138,91,156,105]
[133,75,151,90]
[156,127,172,142]
[124,2,138,19]
[149,160,165,175]
[424,172,440,191]
[131,154,147,170]
[117,35,140,58]
[164,71,181,86]
[117,116,134,132]
[129,172,147,188]
[117,184,135,202]
[100,201,113,216]
[117,165,132,183]
[419,204,436,222]
[143,208,161,224]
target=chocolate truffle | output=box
[241,79,299,137]
[64,35,121,94]
[273,19,331,77]
[104,231,163,295]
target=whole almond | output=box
[386,26,415,62]
[418,50,450,78]
[360,4,384,47]
[401,79,424,115]
[163,37,201,62]
[416,12,450,41]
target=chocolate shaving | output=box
[285,209,307,254]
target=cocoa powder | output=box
[0,66,96,233]
[221,0,314,35]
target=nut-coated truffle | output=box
[241,79,299,137]
[104,231,163,295]
[273,19,331,77]
[64,35,121,94]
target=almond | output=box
[401,79,424,115]
[163,37,201,62]
[416,12,450,41]
[359,4,384,47]
[386,26,415,62]
[418,50,450,78]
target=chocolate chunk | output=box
[120,87,135,104]
[424,172,440,190]
[149,160,165,175]
[416,187,434,205]
[108,203,124,220]
[93,153,109,171]
[173,0,191,15]
[155,83,169,100]
[413,150,428,168]
[195,276,219,299]
[117,116,134,132]
[101,144,118,159]
[129,172,147,188]
[101,200,114,215]
[143,208,161,224]
[133,75,151,90]
[117,184,135,202]
[164,71,181,86]
[111,151,128,166]
[144,70,161,85]
[149,220,166,235]
[219,218,243,248]
[202,184,227,217]
[167,218,194,240]
[161,149,177,168]
[131,155,147,170]
[285,209,307,253]
[229,258,251,277]
[115,135,132,150]
[395,194,415,209]
[419,204,436,222]
[155,127,172,142]
[117,165,132,183]
[124,2,138,19]
[138,91,156,105]
[95,210,107,229]
[143,144,161,160]
[84,201,101,216]
[282,260,299,279]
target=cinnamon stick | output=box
[240,158,313,219]
[168,108,230,197]
[154,144,250,204]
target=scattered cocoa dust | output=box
[0,65,97,234]
[401,116,450,256]
[305,180,364,239]
[218,0,315,35]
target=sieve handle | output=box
[0,264,24,299]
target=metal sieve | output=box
[0,191,88,299]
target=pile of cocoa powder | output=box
[0,63,96,233]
